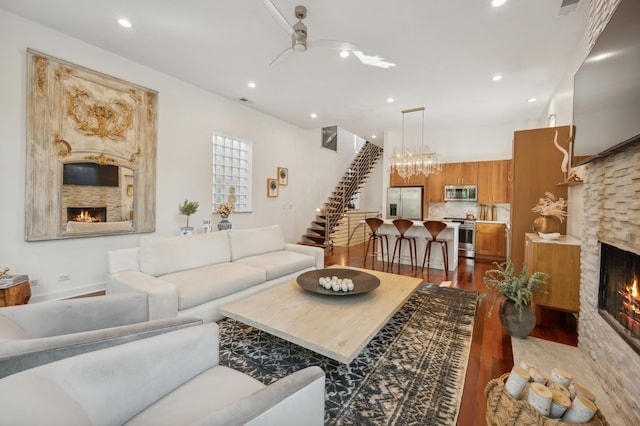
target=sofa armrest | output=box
[0,317,203,379]
[284,243,324,269]
[106,271,179,320]
[191,366,326,426]
[0,293,149,338]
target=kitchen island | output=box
[377,220,459,271]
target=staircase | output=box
[300,141,384,249]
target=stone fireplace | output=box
[580,141,640,423]
[598,242,640,356]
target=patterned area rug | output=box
[218,284,478,425]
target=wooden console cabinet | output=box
[524,233,580,321]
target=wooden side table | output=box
[0,281,31,307]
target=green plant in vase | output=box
[178,200,199,235]
[478,260,550,339]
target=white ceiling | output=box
[0,0,588,141]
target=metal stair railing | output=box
[300,141,384,249]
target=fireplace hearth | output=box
[67,207,107,223]
[598,242,640,356]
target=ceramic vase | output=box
[180,226,194,236]
[218,215,232,231]
[532,215,560,234]
[498,298,536,339]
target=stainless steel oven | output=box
[444,218,475,258]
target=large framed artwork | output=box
[25,49,158,241]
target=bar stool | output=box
[422,220,449,273]
[364,218,389,269]
[391,219,418,273]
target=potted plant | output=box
[531,191,567,234]
[215,202,234,230]
[178,199,199,236]
[479,260,550,339]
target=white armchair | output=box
[0,323,326,425]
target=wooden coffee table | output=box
[219,266,422,364]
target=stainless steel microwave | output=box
[444,185,477,201]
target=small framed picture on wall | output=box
[267,178,279,197]
[277,167,288,186]
[322,126,338,151]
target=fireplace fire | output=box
[67,207,107,223]
[598,242,640,355]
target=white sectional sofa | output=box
[106,225,324,322]
[0,323,326,425]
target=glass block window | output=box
[213,134,252,213]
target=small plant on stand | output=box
[179,199,199,236]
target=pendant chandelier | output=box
[390,107,441,180]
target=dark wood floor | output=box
[325,244,578,426]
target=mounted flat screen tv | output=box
[571,0,640,166]
[63,163,119,187]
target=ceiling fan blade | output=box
[263,0,293,36]
[310,39,358,51]
[269,47,293,67]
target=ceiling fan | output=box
[263,0,396,69]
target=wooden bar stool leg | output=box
[441,241,449,272]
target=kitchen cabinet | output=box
[475,222,507,260]
[424,169,445,202]
[389,169,425,187]
[444,162,478,185]
[524,233,581,322]
[477,160,510,204]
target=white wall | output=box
[0,9,368,301]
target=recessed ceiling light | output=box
[371,135,377,139]
[339,51,350,58]
[386,97,395,103]
[492,0,507,7]
[492,74,503,81]
[310,113,317,118]
[528,97,537,103]
[247,81,256,88]
[118,18,132,28]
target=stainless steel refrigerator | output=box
[387,187,423,220]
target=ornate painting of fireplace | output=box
[25,49,157,240]
[598,242,640,356]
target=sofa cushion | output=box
[139,232,231,276]
[161,263,266,310]
[228,225,285,261]
[235,251,316,281]
[126,365,265,426]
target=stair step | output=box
[298,241,326,248]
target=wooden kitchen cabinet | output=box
[510,126,570,272]
[477,160,510,204]
[424,169,445,202]
[525,233,581,321]
[475,222,507,260]
[389,169,426,187]
[444,162,478,185]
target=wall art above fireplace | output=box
[25,49,157,241]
